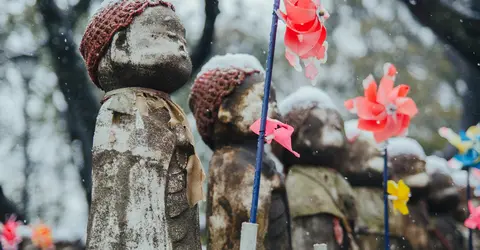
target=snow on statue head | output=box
[387,137,429,193]
[425,155,452,176]
[79,0,192,93]
[189,53,279,149]
[274,86,347,171]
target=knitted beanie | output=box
[189,68,260,149]
[79,0,174,89]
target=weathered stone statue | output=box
[387,137,430,250]
[189,53,291,250]
[79,1,205,249]
[425,156,464,250]
[451,171,480,249]
[343,119,399,250]
[272,86,358,250]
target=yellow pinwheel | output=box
[387,179,411,215]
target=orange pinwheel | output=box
[31,223,54,250]
[276,0,329,82]
[344,63,418,142]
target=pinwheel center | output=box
[317,10,326,19]
[386,103,397,115]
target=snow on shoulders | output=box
[196,53,265,77]
[387,137,426,159]
[278,86,338,116]
[425,155,451,175]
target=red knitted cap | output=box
[189,68,260,149]
[79,0,174,89]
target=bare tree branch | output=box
[37,0,98,206]
[70,0,94,27]
[190,0,220,74]
[400,0,480,72]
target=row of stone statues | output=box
[78,1,478,250]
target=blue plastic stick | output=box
[467,167,473,250]
[249,0,281,223]
[383,144,390,249]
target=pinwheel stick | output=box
[240,0,280,248]
[248,0,280,224]
[239,222,258,250]
[467,167,473,250]
[383,143,390,249]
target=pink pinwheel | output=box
[1,215,22,250]
[250,118,300,157]
[464,201,480,230]
[344,63,418,142]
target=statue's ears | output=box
[218,106,232,123]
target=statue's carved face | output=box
[218,73,278,134]
[427,172,459,213]
[390,154,429,188]
[98,5,192,93]
[217,72,279,135]
[295,107,346,152]
[347,135,383,173]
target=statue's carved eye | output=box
[115,31,128,49]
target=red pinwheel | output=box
[276,0,329,82]
[250,118,300,157]
[344,63,418,142]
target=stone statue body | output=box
[424,156,464,250]
[189,54,291,250]
[343,120,403,250]
[451,172,480,250]
[387,137,430,250]
[79,1,205,249]
[272,87,358,250]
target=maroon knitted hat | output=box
[79,0,174,89]
[189,68,260,148]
